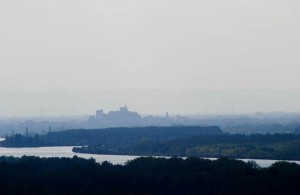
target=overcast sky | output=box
[0,0,299,116]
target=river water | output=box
[0,146,300,167]
[0,146,138,165]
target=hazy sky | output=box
[0,0,299,91]
[0,1,299,116]
[0,90,299,117]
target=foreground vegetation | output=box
[0,156,300,195]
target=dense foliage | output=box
[0,156,300,195]
[74,133,300,160]
[1,133,40,147]
[2,126,300,160]
[1,126,223,147]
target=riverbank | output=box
[1,146,300,167]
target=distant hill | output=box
[1,126,223,147]
[44,126,223,146]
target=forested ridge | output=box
[73,133,300,160]
[0,156,300,195]
[1,126,223,147]
[2,126,300,160]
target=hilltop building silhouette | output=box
[89,105,142,127]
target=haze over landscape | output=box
[1,1,300,194]
[0,90,299,117]
[1,0,300,116]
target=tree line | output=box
[2,126,300,160]
[0,156,299,195]
[1,126,223,147]
[74,133,300,160]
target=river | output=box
[0,146,138,165]
[0,146,300,167]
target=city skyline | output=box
[0,89,299,117]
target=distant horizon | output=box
[1,111,300,120]
[1,1,299,117]
[0,89,299,117]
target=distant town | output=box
[0,105,300,136]
[88,105,181,128]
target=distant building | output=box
[107,105,141,120]
[90,105,141,124]
[87,105,178,128]
[120,105,128,112]
[96,109,104,118]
